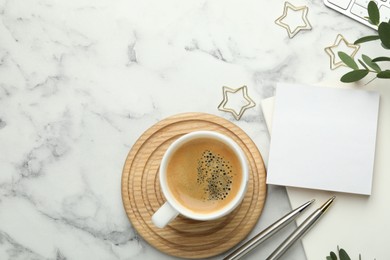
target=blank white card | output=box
[266,83,380,195]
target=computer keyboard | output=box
[324,0,390,29]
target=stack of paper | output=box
[262,83,388,259]
[266,83,379,195]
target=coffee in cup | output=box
[152,131,248,228]
[166,137,243,214]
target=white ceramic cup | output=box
[151,131,249,228]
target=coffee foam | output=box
[166,137,242,214]
[197,150,233,201]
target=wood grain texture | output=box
[121,113,267,258]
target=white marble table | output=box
[0,0,384,259]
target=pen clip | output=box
[223,199,315,260]
[266,196,336,260]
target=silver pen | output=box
[266,196,336,260]
[223,199,315,260]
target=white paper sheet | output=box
[261,83,390,259]
[266,83,380,195]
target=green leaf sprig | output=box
[326,246,376,260]
[326,247,351,260]
[338,1,390,83]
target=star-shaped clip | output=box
[217,86,256,120]
[275,2,312,38]
[324,34,360,70]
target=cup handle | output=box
[151,202,179,228]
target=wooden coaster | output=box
[121,113,267,258]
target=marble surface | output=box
[0,0,386,259]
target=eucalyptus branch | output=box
[338,1,390,83]
[326,246,376,260]
[326,246,353,260]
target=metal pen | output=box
[223,199,315,260]
[266,196,336,260]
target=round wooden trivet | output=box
[121,113,267,259]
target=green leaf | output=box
[354,35,380,44]
[338,52,359,70]
[362,54,381,72]
[341,69,369,82]
[330,251,338,260]
[372,56,390,62]
[358,59,369,70]
[377,70,390,78]
[378,22,390,49]
[368,1,380,25]
[381,43,390,49]
[339,248,351,260]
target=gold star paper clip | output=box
[275,2,312,38]
[324,34,360,70]
[217,86,256,120]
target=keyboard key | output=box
[379,5,390,22]
[351,3,368,18]
[327,0,352,9]
[355,0,376,7]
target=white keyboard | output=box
[324,0,390,29]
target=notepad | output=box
[266,83,380,195]
[261,83,388,259]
